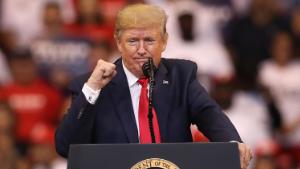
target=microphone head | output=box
[142,58,156,78]
[142,59,151,78]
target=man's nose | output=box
[137,41,147,56]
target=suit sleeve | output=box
[187,63,242,142]
[55,78,96,158]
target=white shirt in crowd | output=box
[161,0,234,91]
[258,59,300,146]
[0,0,75,47]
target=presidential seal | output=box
[131,158,180,169]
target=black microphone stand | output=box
[142,58,156,143]
[148,59,156,143]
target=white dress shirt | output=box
[82,62,143,136]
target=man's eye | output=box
[127,39,137,45]
[145,39,155,45]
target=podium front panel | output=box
[67,142,240,169]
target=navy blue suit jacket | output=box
[55,58,241,157]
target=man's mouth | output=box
[135,58,149,65]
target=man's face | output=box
[116,27,167,77]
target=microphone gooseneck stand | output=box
[142,58,156,143]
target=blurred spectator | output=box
[0,50,12,86]
[30,38,90,93]
[211,78,272,147]
[0,102,28,169]
[99,0,126,25]
[291,7,300,58]
[162,0,234,91]
[88,40,118,69]
[0,129,20,169]
[211,78,272,168]
[254,155,277,169]
[230,0,252,16]
[1,50,63,155]
[224,0,289,90]
[65,0,114,43]
[197,0,231,6]
[230,0,293,17]
[28,143,67,169]
[0,102,15,137]
[0,0,44,47]
[0,29,19,56]
[40,2,65,39]
[258,31,300,167]
[27,125,67,169]
[127,0,147,4]
[31,2,91,93]
[74,0,104,25]
[144,0,169,6]
[277,0,300,11]
[0,0,75,48]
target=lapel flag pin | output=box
[163,80,169,85]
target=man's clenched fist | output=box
[86,59,117,90]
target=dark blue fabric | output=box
[55,58,242,158]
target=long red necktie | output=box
[138,78,161,143]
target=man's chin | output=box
[138,62,146,67]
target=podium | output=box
[67,142,240,169]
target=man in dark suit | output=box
[55,3,252,169]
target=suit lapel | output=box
[153,61,171,142]
[108,59,172,143]
[109,59,139,143]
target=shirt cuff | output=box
[82,83,101,105]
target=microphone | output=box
[142,58,156,143]
[142,58,156,79]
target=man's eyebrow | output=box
[127,37,138,40]
[144,36,155,40]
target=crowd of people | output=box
[0,0,300,169]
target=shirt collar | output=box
[122,61,139,87]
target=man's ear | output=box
[114,34,122,52]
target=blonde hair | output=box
[115,3,168,39]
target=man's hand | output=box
[86,59,117,90]
[238,143,253,169]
